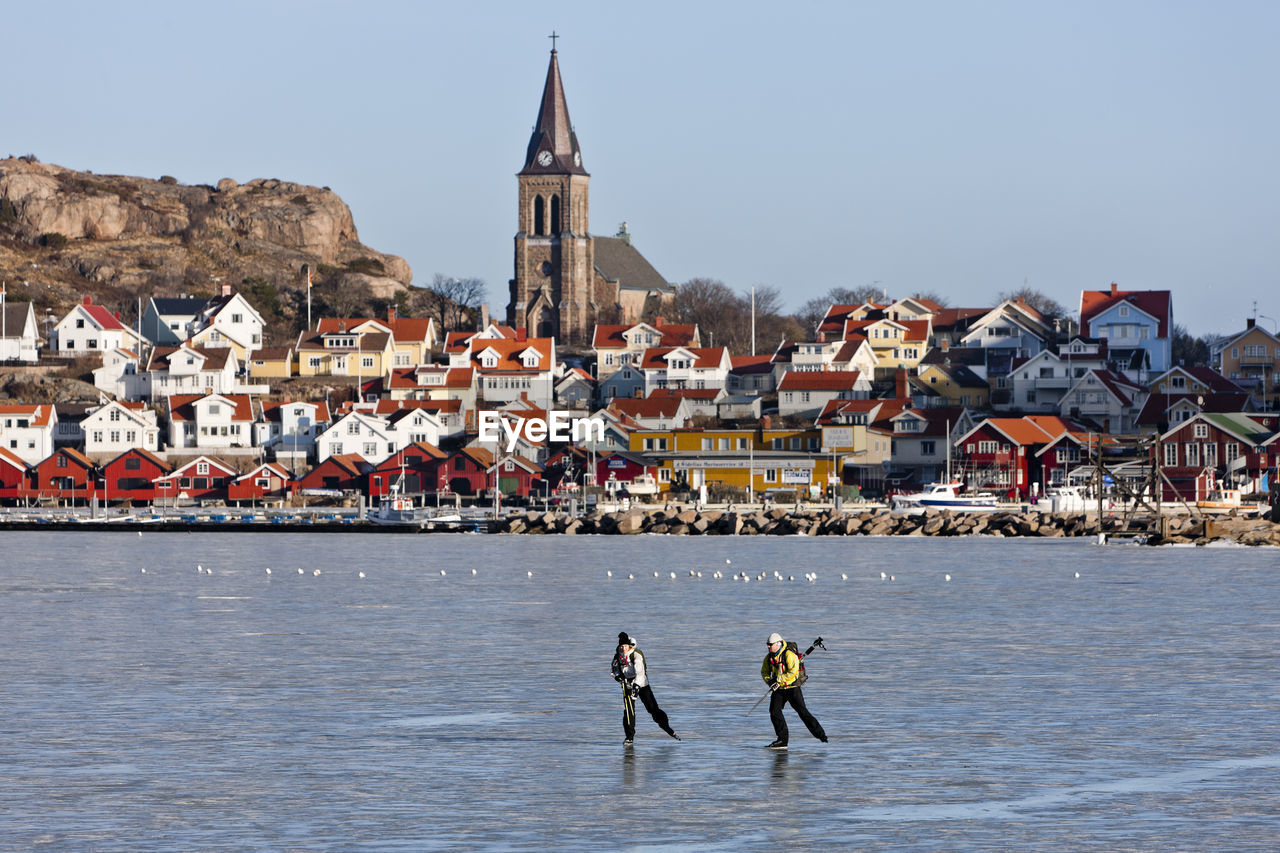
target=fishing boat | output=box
[891,481,999,513]
[367,475,461,526]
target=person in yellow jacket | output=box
[761,632,828,749]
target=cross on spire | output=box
[548,31,559,52]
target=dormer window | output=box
[196,461,209,475]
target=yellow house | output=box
[915,362,991,408]
[246,346,295,379]
[1216,320,1280,407]
[861,317,932,371]
[627,426,840,497]
[296,327,395,378]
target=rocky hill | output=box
[0,156,413,344]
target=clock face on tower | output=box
[573,151,581,167]
[537,150,553,167]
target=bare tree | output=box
[672,278,749,352]
[424,274,488,332]
[909,290,950,308]
[828,285,886,306]
[999,286,1066,322]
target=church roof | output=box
[593,236,672,293]
[520,49,587,176]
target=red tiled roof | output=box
[80,298,127,332]
[472,338,553,372]
[638,347,726,370]
[777,370,863,391]
[167,394,255,422]
[609,397,684,420]
[593,322,698,348]
[260,400,331,422]
[0,403,54,426]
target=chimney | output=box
[655,316,664,327]
[760,414,772,430]
[388,305,397,322]
[1110,282,1118,296]
[895,367,908,401]
[940,338,950,351]
[817,331,826,343]
[114,311,121,321]
[221,283,232,297]
[517,328,527,342]
[83,295,92,305]
[1247,318,1256,329]
[480,304,490,331]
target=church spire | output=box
[520,42,587,176]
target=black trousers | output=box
[769,685,826,743]
[622,684,673,739]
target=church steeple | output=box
[520,47,587,176]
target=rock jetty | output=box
[489,507,1280,546]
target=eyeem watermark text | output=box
[477,410,606,452]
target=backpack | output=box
[771,641,808,687]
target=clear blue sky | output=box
[6,1,1277,337]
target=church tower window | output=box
[533,196,545,236]
[550,195,561,234]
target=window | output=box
[1118,305,1129,317]
[125,457,141,470]
[57,456,68,468]
[76,318,85,328]
[790,438,801,450]
[362,356,375,369]
[1171,376,1186,389]
[920,440,936,456]
[1204,443,1218,468]
[92,431,103,443]
[764,468,777,483]
[1192,423,1208,438]
[109,409,121,422]
[347,421,360,435]
[363,443,377,456]
[332,442,343,456]
[719,438,730,451]
[701,438,713,451]
[197,461,210,475]
[1224,442,1239,463]
[109,431,120,443]
[1185,443,1200,467]
[978,440,999,454]
[232,313,243,323]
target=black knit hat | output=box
[618,632,631,646]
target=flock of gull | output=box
[144,557,1084,583]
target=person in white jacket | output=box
[611,632,680,745]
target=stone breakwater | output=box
[490,507,1280,546]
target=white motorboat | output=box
[891,481,999,513]
[1033,485,1090,514]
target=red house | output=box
[227,462,295,505]
[955,416,1083,498]
[367,442,447,498]
[594,452,656,493]
[1158,413,1279,500]
[295,453,370,495]
[443,447,496,497]
[101,448,170,505]
[153,456,238,505]
[0,446,31,502]
[30,448,97,504]
[489,453,545,501]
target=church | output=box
[507,45,675,345]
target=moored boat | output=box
[891,481,998,513]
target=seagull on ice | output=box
[358,571,365,579]
[945,574,951,582]
[527,571,533,578]
[297,568,304,575]
[471,568,477,575]
[313,569,321,577]
[607,571,613,578]
[265,568,271,575]
[440,570,446,576]
[841,573,848,580]
[140,567,146,574]
[669,572,676,579]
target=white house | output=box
[82,400,160,456]
[777,370,871,418]
[140,296,207,346]
[1,294,40,362]
[186,285,266,360]
[255,400,332,461]
[470,335,557,410]
[51,296,143,356]
[1059,368,1148,435]
[315,411,399,464]
[1008,343,1108,414]
[144,345,240,401]
[167,393,256,450]
[0,403,57,465]
[92,347,147,400]
[638,346,731,396]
